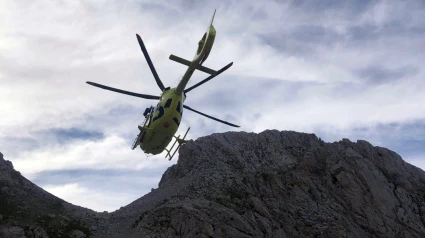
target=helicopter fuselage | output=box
[139,88,185,154]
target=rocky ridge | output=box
[0,151,97,238]
[2,130,425,237]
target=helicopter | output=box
[86,10,239,160]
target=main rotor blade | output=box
[183,105,240,127]
[86,81,160,100]
[184,62,233,93]
[136,34,166,91]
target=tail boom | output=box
[175,10,217,95]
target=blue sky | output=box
[1,0,424,212]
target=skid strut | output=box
[165,127,190,160]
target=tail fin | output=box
[210,9,216,27]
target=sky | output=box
[1,0,424,212]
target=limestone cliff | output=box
[2,130,425,238]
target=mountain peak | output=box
[2,130,425,237]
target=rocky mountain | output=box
[0,151,99,238]
[2,130,425,238]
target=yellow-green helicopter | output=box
[86,10,239,160]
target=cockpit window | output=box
[176,101,181,113]
[176,101,183,116]
[164,98,172,108]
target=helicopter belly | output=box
[141,129,173,155]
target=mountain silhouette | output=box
[1,130,425,238]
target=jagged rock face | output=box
[0,152,94,238]
[2,130,425,238]
[125,130,425,238]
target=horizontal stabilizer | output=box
[169,54,217,75]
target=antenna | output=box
[210,9,216,26]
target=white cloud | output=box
[43,183,133,212]
[13,134,173,179]
[251,80,425,133]
[406,156,425,172]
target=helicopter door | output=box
[144,106,154,127]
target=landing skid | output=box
[165,127,190,161]
[131,125,146,150]
[131,131,143,150]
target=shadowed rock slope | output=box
[0,152,97,238]
[2,130,425,238]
